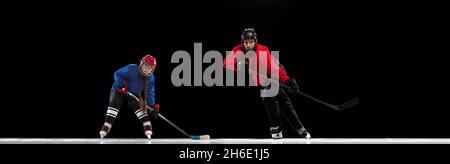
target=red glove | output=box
[116,85,128,95]
[151,104,160,119]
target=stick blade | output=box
[191,135,210,140]
[338,98,359,111]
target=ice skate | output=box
[270,126,283,139]
[99,122,112,139]
[298,127,311,139]
[143,122,153,140]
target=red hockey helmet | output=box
[140,54,157,70]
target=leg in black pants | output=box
[262,86,310,139]
[100,91,153,139]
[262,96,283,139]
[99,91,123,138]
[278,87,310,138]
[127,94,153,138]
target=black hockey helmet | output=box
[241,28,257,43]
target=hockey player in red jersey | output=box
[99,54,160,139]
[224,28,310,139]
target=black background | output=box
[1,0,420,139]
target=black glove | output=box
[284,78,300,96]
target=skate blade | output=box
[305,133,311,139]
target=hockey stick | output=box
[126,92,210,140]
[298,92,358,111]
[240,61,358,111]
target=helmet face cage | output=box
[139,55,156,77]
[139,61,153,77]
[241,28,257,44]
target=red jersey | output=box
[224,44,290,86]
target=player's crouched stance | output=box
[100,55,160,139]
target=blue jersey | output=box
[111,64,155,106]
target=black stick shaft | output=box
[155,113,191,138]
[299,92,339,110]
[127,92,191,138]
[244,66,342,110]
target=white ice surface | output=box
[1,138,450,144]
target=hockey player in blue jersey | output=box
[100,54,159,139]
